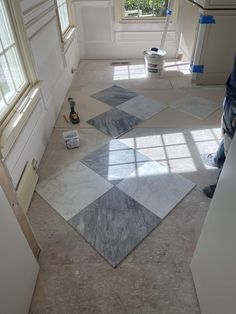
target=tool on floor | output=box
[68,97,80,124]
[144,0,174,77]
[63,114,69,123]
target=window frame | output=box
[55,0,75,43]
[0,0,39,158]
[0,0,29,124]
[115,0,169,23]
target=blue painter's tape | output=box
[166,9,172,15]
[199,14,215,24]
[191,65,204,73]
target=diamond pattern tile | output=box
[68,187,161,267]
[81,139,150,185]
[91,85,138,107]
[117,161,196,219]
[36,161,113,221]
[117,95,167,120]
[170,95,220,120]
[86,108,142,138]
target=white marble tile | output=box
[117,95,166,120]
[170,95,220,120]
[190,129,221,141]
[117,162,195,219]
[36,161,113,221]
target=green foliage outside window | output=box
[124,0,168,17]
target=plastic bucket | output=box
[144,49,167,77]
[63,130,80,149]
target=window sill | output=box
[0,84,41,159]
[62,26,76,52]
[119,17,167,23]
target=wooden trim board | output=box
[0,160,40,259]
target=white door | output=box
[0,187,39,314]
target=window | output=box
[0,0,28,120]
[56,0,73,39]
[120,0,168,21]
[0,0,39,158]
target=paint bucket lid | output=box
[144,48,167,58]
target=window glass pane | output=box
[0,90,5,113]
[124,0,139,18]
[6,46,26,91]
[139,0,154,17]
[0,0,14,49]
[153,0,168,17]
[124,0,168,18]
[0,0,29,117]
[0,54,16,103]
[57,0,66,6]
[58,3,69,33]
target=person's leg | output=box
[203,184,217,198]
[202,139,225,169]
[203,168,222,198]
[203,134,231,199]
[213,139,225,168]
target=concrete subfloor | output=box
[29,60,225,314]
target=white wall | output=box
[75,0,179,59]
[0,187,39,314]
[191,135,236,314]
[5,0,80,186]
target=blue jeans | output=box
[213,96,236,169]
[214,139,225,169]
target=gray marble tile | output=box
[36,161,113,221]
[91,85,138,106]
[81,139,150,185]
[170,95,220,120]
[117,95,167,120]
[68,187,161,267]
[117,161,195,219]
[86,108,142,138]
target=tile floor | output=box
[29,59,225,313]
[170,95,221,120]
[91,85,138,106]
[80,139,149,185]
[69,187,161,267]
[86,108,142,138]
[37,136,195,267]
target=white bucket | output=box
[63,130,80,149]
[144,49,167,77]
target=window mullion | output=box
[1,42,15,55]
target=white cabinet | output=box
[179,1,236,85]
[191,8,236,84]
[192,0,236,9]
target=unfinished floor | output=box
[29,60,225,314]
